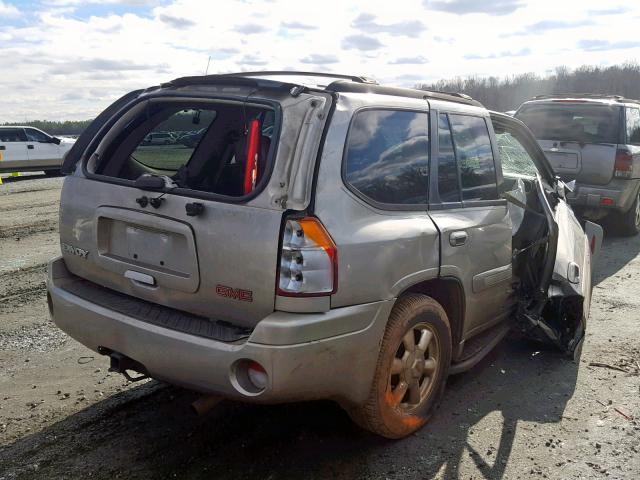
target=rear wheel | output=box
[616,190,640,236]
[349,294,452,439]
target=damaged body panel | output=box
[491,111,602,357]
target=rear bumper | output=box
[567,179,639,215]
[47,257,392,406]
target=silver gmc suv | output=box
[47,72,602,438]
[515,94,640,235]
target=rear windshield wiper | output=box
[134,173,178,191]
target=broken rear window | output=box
[92,101,276,198]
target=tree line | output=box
[418,63,640,112]
[3,63,640,133]
[0,119,92,136]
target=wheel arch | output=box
[397,276,465,351]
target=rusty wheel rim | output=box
[387,322,440,413]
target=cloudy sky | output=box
[1,0,639,121]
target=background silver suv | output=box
[515,95,640,235]
[47,72,601,439]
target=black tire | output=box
[616,190,640,236]
[349,294,452,439]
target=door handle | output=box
[27,144,34,149]
[449,231,468,247]
[124,270,156,286]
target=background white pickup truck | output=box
[0,126,75,174]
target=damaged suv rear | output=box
[47,72,602,439]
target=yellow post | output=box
[0,176,3,185]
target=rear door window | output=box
[448,114,498,201]
[344,109,429,206]
[0,128,27,142]
[626,107,640,145]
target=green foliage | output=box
[418,62,640,112]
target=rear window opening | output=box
[90,100,277,198]
[516,103,622,144]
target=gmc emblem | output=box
[216,284,253,303]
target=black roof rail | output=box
[220,71,379,84]
[326,81,483,107]
[532,93,625,100]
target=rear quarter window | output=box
[344,109,430,206]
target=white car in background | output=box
[0,126,75,175]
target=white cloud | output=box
[0,0,639,121]
[0,0,20,17]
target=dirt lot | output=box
[0,174,639,480]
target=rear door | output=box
[59,86,331,329]
[515,102,622,185]
[428,104,513,338]
[0,128,29,170]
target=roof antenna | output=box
[204,56,211,76]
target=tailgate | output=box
[60,176,283,328]
[540,140,617,185]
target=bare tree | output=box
[418,62,640,111]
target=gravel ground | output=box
[0,174,638,480]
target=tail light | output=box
[614,149,633,178]
[277,217,337,296]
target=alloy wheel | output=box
[387,323,440,412]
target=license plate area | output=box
[94,207,200,293]
[545,151,580,171]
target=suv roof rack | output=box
[326,81,483,107]
[163,71,482,107]
[221,71,379,85]
[532,93,626,101]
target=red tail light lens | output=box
[614,149,633,178]
[277,217,338,296]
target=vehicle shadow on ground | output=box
[592,228,640,285]
[0,336,578,480]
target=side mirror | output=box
[51,137,61,145]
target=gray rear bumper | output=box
[47,257,392,406]
[567,179,639,214]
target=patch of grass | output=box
[132,146,193,171]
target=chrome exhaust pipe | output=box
[191,395,222,416]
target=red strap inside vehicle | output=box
[243,119,261,195]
